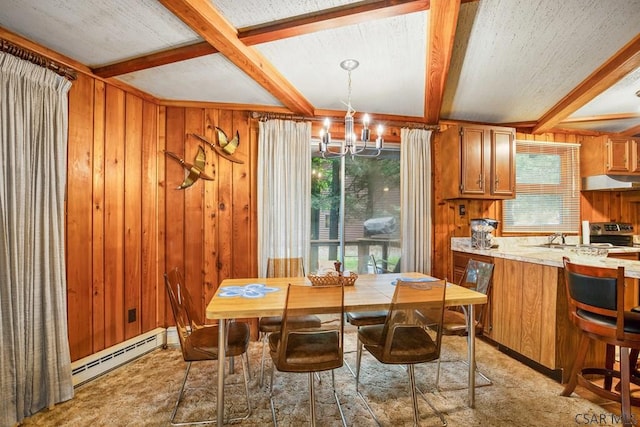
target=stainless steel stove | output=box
[589,222,634,247]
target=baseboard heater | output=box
[70,327,166,387]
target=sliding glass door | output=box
[310,147,401,275]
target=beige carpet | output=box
[22,330,622,426]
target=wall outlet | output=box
[459,204,466,216]
[128,308,136,323]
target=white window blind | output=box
[503,141,580,233]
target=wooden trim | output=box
[534,33,640,134]
[158,0,314,116]
[424,0,460,124]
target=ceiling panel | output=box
[569,68,640,118]
[559,117,640,134]
[0,0,200,67]
[441,0,640,124]
[212,0,362,28]
[117,53,282,106]
[255,12,428,117]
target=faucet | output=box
[548,232,566,244]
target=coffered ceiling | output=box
[1,0,639,135]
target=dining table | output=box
[206,272,487,425]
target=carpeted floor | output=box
[21,330,627,426]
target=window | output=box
[502,141,580,233]
[310,145,401,274]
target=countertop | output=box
[451,236,640,279]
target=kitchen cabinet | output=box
[489,257,605,382]
[581,136,640,176]
[438,124,516,199]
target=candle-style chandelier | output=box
[318,59,383,158]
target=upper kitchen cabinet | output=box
[438,125,516,200]
[581,136,640,176]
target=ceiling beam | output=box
[424,0,460,124]
[158,0,314,116]
[533,33,640,134]
[94,0,430,78]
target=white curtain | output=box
[0,53,74,426]
[400,128,433,273]
[257,119,312,277]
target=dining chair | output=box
[258,257,321,387]
[345,255,388,331]
[164,268,252,425]
[355,279,448,427]
[561,257,640,427]
[435,259,494,390]
[268,283,346,426]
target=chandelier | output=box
[318,59,383,158]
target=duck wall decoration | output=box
[190,128,244,164]
[164,145,214,189]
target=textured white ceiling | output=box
[0,0,638,133]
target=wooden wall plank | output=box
[124,93,143,339]
[231,111,251,279]
[104,85,126,347]
[164,107,186,283]
[183,108,205,318]
[157,106,169,327]
[91,79,106,353]
[141,101,159,332]
[66,73,95,360]
[203,109,220,322]
[216,110,234,283]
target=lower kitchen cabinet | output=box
[489,257,606,382]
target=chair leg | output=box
[331,370,348,427]
[220,353,253,424]
[309,372,317,427]
[408,365,420,426]
[561,334,590,396]
[356,339,363,393]
[269,365,278,426]
[605,344,616,391]
[260,332,269,387]
[620,347,634,427]
[169,361,192,426]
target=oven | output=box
[589,222,634,247]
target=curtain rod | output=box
[1,39,77,81]
[250,111,439,130]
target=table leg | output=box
[217,319,226,425]
[467,304,476,408]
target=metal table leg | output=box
[467,304,476,408]
[217,319,226,425]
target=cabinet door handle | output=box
[495,175,499,186]
[477,173,482,185]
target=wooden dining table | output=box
[206,272,487,425]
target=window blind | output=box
[503,141,580,233]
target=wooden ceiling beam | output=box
[158,0,314,116]
[533,33,640,134]
[424,0,460,124]
[93,0,430,78]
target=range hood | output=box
[582,175,640,191]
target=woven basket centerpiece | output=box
[308,270,357,286]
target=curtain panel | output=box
[257,120,312,277]
[400,128,432,274]
[0,52,74,426]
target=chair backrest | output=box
[266,257,305,278]
[460,259,495,323]
[276,283,344,371]
[164,267,211,361]
[380,279,447,363]
[562,256,629,340]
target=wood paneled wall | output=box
[432,128,640,281]
[65,74,638,362]
[66,73,258,361]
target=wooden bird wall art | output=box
[190,128,244,164]
[164,145,214,190]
